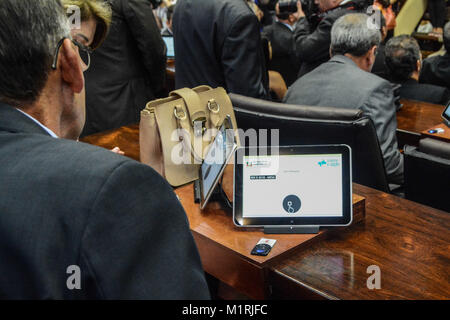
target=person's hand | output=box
[111,147,125,155]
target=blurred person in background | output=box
[63,0,166,137]
[420,21,450,89]
[385,35,450,105]
[263,1,302,86]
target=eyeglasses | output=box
[52,37,92,71]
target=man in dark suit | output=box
[285,13,403,185]
[173,0,270,99]
[0,0,210,299]
[294,0,369,77]
[262,2,302,86]
[385,35,450,105]
[420,22,450,89]
[82,0,167,136]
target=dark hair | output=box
[385,35,421,82]
[0,0,70,106]
[444,21,450,53]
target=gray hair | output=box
[330,13,381,57]
[0,0,70,106]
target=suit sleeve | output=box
[79,161,210,299]
[362,82,404,185]
[122,0,167,93]
[294,16,333,63]
[221,13,270,99]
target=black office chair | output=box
[404,138,450,212]
[229,93,391,193]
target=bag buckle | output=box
[207,99,220,114]
[174,105,187,120]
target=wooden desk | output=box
[81,124,450,300]
[421,123,450,143]
[396,99,445,147]
[270,183,450,300]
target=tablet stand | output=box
[209,179,233,209]
[263,226,320,234]
[194,178,232,209]
[444,118,450,128]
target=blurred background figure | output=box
[173,0,270,99]
[293,0,371,78]
[161,4,175,36]
[385,35,450,105]
[420,21,450,88]
[374,0,397,38]
[428,0,446,37]
[262,1,302,87]
[68,0,166,137]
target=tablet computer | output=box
[162,36,175,59]
[442,100,450,127]
[199,116,237,210]
[233,145,352,228]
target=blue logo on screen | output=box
[318,160,327,167]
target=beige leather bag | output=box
[140,86,239,187]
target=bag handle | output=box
[170,88,206,124]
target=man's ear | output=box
[58,38,84,94]
[368,45,377,64]
[416,59,421,73]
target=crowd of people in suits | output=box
[0,0,449,299]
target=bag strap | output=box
[170,88,206,123]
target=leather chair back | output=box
[404,138,450,212]
[229,93,390,192]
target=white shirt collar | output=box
[16,108,58,138]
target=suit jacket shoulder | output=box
[420,53,450,89]
[399,79,450,105]
[0,105,210,299]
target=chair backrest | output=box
[229,93,390,193]
[404,138,450,212]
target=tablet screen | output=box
[242,153,343,218]
[443,102,450,121]
[200,117,236,209]
[234,145,352,227]
[163,36,175,58]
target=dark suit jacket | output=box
[0,103,210,299]
[371,42,390,80]
[173,0,270,99]
[284,55,404,184]
[397,78,450,105]
[294,3,360,77]
[420,53,450,89]
[262,21,300,87]
[83,0,166,136]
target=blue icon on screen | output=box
[318,160,327,167]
